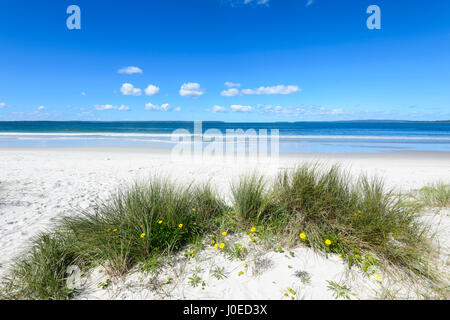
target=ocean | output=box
[0,121,449,154]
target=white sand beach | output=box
[0,148,449,299]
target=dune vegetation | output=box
[0,164,447,300]
[415,182,450,208]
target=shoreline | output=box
[1,145,450,157]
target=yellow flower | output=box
[113,228,117,232]
[243,262,247,268]
[178,224,183,229]
[192,208,196,212]
[158,220,163,224]
[299,233,306,239]
[219,243,225,249]
[240,247,245,253]
[353,213,357,216]
[325,239,332,246]
[222,231,227,236]
[358,210,361,213]
[373,274,382,282]
[250,227,256,233]
[338,255,342,259]
[214,243,218,248]
[193,222,197,225]
[140,233,146,238]
[107,228,111,232]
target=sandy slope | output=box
[0,147,449,299]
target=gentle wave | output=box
[0,132,450,141]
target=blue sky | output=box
[0,0,449,121]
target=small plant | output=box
[97,279,111,290]
[184,249,195,260]
[212,266,228,280]
[188,273,201,288]
[326,280,351,300]
[139,256,161,276]
[300,275,311,285]
[273,246,284,253]
[227,243,246,261]
[294,270,311,284]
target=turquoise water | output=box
[0,121,449,153]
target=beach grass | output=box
[231,164,438,282]
[415,182,450,208]
[0,178,227,299]
[0,164,445,299]
[0,233,76,300]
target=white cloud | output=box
[37,105,46,110]
[230,104,253,112]
[0,102,6,108]
[220,88,240,97]
[118,66,143,75]
[174,107,181,112]
[145,102,173,112]
[179,82,205,97]
[144,84,160,96]
[306,0,315,7]
[224,81,240,88]
[95,104,130,111]
[120,83,142,96]
[241,85,301,95]
[210,105,227,113]
[117,105,130,111]
[81,92,86,96]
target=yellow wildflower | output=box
[193,222,197,225]
[243,262,247,268]
[222,231,227,236]
[178,224,183,229]
[219,243,225,249]
[192,208,196,212]
[299,233,306,239]
[214,243,218,248]
[374,274,382,282]
[325,239,332,246]
[250,227,256,233]
[158,220,163,224]
[240,247,245,253]
[140,233,146,238]
[113,228,117,232]
[107,228,111,232]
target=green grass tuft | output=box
[416,182,450,208]
[231,163,438,281]
[0,233,76,300]
[0,178,226,299]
